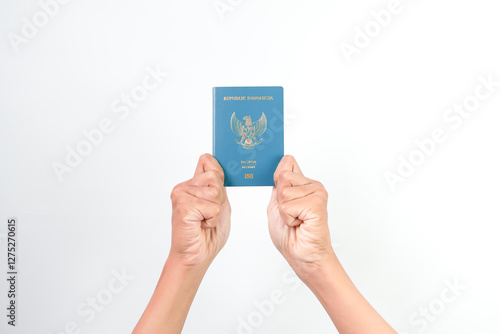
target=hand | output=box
[267,155,333,280]
[134,154,231,334]
[267,156,396,333]
[170,153,231,269]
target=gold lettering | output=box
[246,96,273,100]
[223,96,246,101]
[223,96,273,101]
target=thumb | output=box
[194,153,223,177]
[274,155,303,186]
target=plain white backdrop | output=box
[1,0,499,333]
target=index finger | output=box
[273,155,304,184]
[194,153,224,177]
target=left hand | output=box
[267,155,333,279]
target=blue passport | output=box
[213,86,284,186]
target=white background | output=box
[1,0,499,333]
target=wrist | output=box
[304,252,355,303]
[288,249,342,287]
[167,239,217,270]
[165,253,211,281]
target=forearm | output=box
[301,253,396,334]
[133,255,208,334]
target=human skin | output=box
[268,155,396,333]
[133,154,395,334]
[133,154,230,334]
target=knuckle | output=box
[278,170,292,184]
[213,185,221,196]
[322,188,329,201]
[209,186,221,200]
[278,186,290,201]
[318,186,328,199]
[199,153,211,162]
[205,170,219,182]
[273,170,280,184]
[314,181,328,200]
[282,155,294,164]
[170,185,183,201]
[212,203,222,216]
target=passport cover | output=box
[213,86,284,186]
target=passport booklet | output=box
[213,86,284,186]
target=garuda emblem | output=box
[230,112,267,149]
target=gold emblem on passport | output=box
[230,112,267,149]
[245,173,254,179]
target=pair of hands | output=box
[135,153,396,334]
[169,153,333,281]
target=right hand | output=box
[267,155,334,280]
[169,154,231,269]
